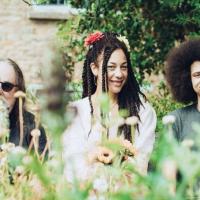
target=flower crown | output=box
[84,31,104,47]
[84,31,130,51]
[116,35,130,51]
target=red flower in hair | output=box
[84,31,104,47]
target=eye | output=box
[192,72,200,77]
[121,65,128,70]
[107,65,115,71]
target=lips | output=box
[110,80,123,87]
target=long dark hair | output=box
[82,32,145,142]
[0,58,26,127]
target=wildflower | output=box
[1,142,15,152]
[22,155,32,165]
[14,91,26,98]
[181,139,194,148]
[96,146,114,164]
[15,165,25,175]
[125,116,139,126]
[116,10,122,15]
[115,116,125,127]
[93,177,108,193]
[31,129,41,137]
[87,195,97,200]
[10,146,26,155]
[84,31,104,47]
[117,35,131,51]
[121,139,137,156]
[162,115,176,125]
[0,157,7,167]
[29,176,44,199]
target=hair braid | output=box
[82,32,146,142]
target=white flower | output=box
[31,129,41,137]
[87,195,97,200]
[98,196,106,200]
[116,10,122,15]
[10,146,26,155]
[1,142,15,152]
[125,116,139,126]
[181,139,194,148]
[15,165,25,175]
[162,115,176,125]
[115,116,125,127]
[22,156,32,165]
[48,150,57,159]
[93,177,108,193]
[0,157,7,167]
[117,35,131,51]
[47,159,60,169]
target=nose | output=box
[114,67,123,78]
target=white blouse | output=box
[63,97,156,182]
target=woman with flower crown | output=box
[63,32,156,182]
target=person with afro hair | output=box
[165,39,200,141]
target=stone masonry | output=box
[0,0,74,84]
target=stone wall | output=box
[0,0,73,84]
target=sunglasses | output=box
[0,81,18,92]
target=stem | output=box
[40,138,50,162]
[131,125,135,144]
[19,97,24,146]
[33,136,40,160]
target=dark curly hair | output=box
[165,39,200,104]
[82,32,145,142]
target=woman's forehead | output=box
[0,61,16,83]
[191,61,200,73]
[96,48,126,63]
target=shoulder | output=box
[170,104,196,117]
[139,98,156,117]
[69,97,89,108]
[69,97,90,115]
[137,98,157,129]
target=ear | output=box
[90,62,99,77]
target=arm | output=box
[134,101,157,174]
[62,104,92,182]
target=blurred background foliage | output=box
[55,0,200,81]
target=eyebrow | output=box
[108,62,127,65]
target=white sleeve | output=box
[134,101,157,174]
[62,107,91,182]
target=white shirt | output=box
[63,97,156,182]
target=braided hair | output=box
[82,32,145,142]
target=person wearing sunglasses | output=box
[0,58,47,154]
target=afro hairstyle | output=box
[165,39,200,104]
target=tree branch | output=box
[22,0,32,6]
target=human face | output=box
[106,49,128,96]
[191,61,200,97]
[0,61,18,112]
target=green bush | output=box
[57,0,200,82]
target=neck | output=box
[92,90,118,104]
[108,92,118,105]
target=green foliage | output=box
[148,81,182,133]
[58,0,200,82]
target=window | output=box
[32,0,67,5]
[29,0,77,20]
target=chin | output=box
[109,88,122,94]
